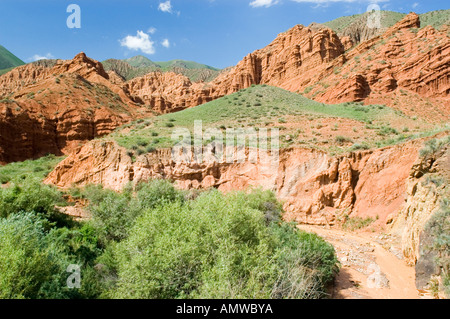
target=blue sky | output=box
[0,0,448,69]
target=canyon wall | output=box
[45,138,432,226]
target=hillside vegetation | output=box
[323,9,450,34]
[103,55,221,82]
[108,85,439,156]
[0,45,25,74]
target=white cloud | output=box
[158,1,173,13]
[412,2,419,9]
[250,0,279,8]
[147,27,157,34]
[120,31,155,55]
[161,39,170,48]
[29,53,54,62]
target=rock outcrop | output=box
[390,142,449,273]
[125,72,214,112]
[0,53,150,163]
[385,139,449,295]
[45,137,433,226]
[309,14,450,121]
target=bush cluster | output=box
[0,178,339,299]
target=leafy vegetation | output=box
[419,135,450,158]
[0,177,73,229]
[0,154,64,184]
[102,56,221,82]
[0,176,339,299]
[0,44,24,70]
[102,187,338,299]
[342,215,375,231]
[0,213,72,299]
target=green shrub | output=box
[0,154,63,184]
[419,136,450,158]
[378,126,399,136]
[84,187,133,243]
[335,136,352,145]
[351,143,370,151]
[0,178,71,228]
[0,213,72,299]
[85,180,185,244]
[303,86,313,94]
[104,189,338,299]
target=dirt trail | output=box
[298,225,424,299]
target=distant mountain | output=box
[102,56,221,82]
[155,59,220,72]
[125,55,159,69]
[0,45,25,75]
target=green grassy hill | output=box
[103,56,221,82]
[0,45,25,75]
[420,9,450,29]
[323,9,450,34]
[155,59,220,71]
[107,85,440,156]
[323,11,405,33]
[125,55,160,68]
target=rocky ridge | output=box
[0,53,150,163]
[124,13,450,122]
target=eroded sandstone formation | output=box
[0,53,150,163]
[1,13,448,163]
[45,137,439,227]
[124,13,449,121]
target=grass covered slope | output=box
[108,85,438,156]
[419,9,450,29]
[323,10,406,33]
[0,154,64,185]
[0,45,24,70]
[323,10,450,35]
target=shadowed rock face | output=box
[388,144,450,289]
